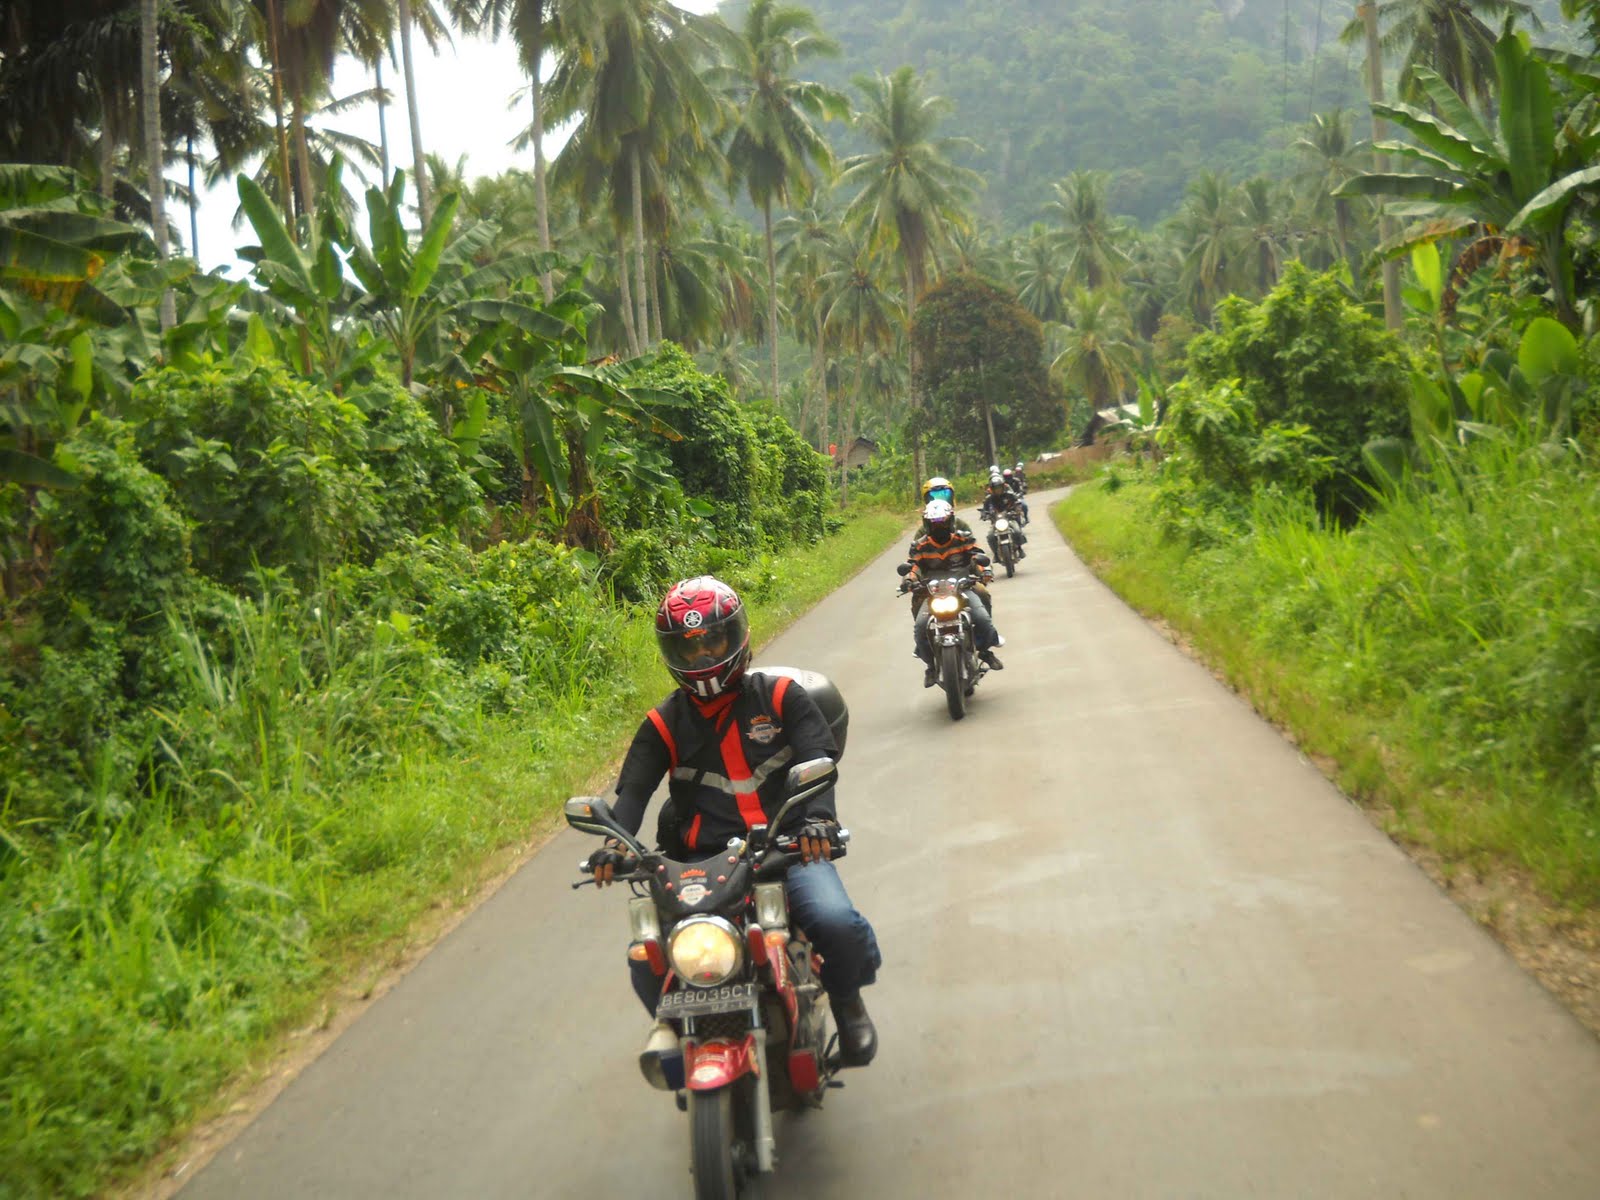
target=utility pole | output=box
[1359,1,1403,331]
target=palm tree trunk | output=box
[397,0,430,224]
[376,53,391,185]
[290,92,317,220]
[262,0,296,225]
[764,200,779,402]
[616,231,640,355]
[140,0,175,331]
[841,352,863,505]
[97,86,116,201]
[649,242,665,345]
[630,146,649,347]
[811,315,827,449]
[530,24,553,303]
[905,256,925,495]
[186,133,199,258]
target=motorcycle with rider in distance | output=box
[567,756,850,1199]
[986,509,1024,577]
[897,564,991,720]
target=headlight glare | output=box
[668,916,742,987]
[930,596,960,616]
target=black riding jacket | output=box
[613,672,839,855]
[979,488,1023,521]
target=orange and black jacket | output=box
[905,527,990,583]
[613,672,839,855]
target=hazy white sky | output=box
[191,0,721,272]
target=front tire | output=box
[691,1086,740,1199]
[941,642,966,720]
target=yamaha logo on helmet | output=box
[683,610,704,628]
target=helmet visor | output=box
[926,485,954,504]
[658,609,749,675]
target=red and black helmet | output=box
[656,576,751,698]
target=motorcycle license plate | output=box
[656,982,757,1019]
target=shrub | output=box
[129,362,379,588]
[746,402,830,548]
[38,418,194,630]
[1184,263,1411,513]
[348,379,484,544]
[629,343,759,544]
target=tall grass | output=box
[1056,442,1600,906]
[0,511,904,1200]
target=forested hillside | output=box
[777,0,1573,225]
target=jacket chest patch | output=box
[746,716,782,746]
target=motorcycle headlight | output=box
[667,916,742,987]
[929,596,960,617]
[995,518,1010,531]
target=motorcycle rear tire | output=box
[941,643,966,720]
[690,1085,741,1199]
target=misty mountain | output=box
[730,0,1574,227]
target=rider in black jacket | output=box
[589,576,881,1079]
[979,476,1029,560]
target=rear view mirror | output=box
[785,757,837,793]
[896,562,913,577]
[565,796,623,839]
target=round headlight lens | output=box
[930,596,960,616]
[995,518,1009,531]
[668,916,742,987]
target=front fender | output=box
[684,1035,760,1091]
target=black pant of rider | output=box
[987,526,1028,560]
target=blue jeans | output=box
[915,591,999,659]
[630,858,881,1011]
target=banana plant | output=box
[467,281,681,547]
[341,170,562,394]
[1335,27,1600,331]
[236,161,380,387]
[0,165,163,489]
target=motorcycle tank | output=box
[749,665,849,760]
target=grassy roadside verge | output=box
[2,510,905,1200]
[1053,477,1600,1032]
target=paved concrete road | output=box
[181,489,1600,1200]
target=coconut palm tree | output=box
[1052,288,1139,432]
[1340,0,1538,106]
[821,235,901,502]
[1171,170,1241,324]
[1014,224,1067,323]
[1043,170,1130,292]
[545,0,722,352]
[836,65,980,483]
[714,0,848,403]
[1237,177,1289,296]
[456,0,605,298]
[1293,108,1368,279]
[777,195,843,446]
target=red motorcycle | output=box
[567,755,849,1198]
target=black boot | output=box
[980,649,1004,670]
[833,992,877,1066]
[922,663,937,688]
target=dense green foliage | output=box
[911,272,1065,462]
[1162,263,1412,521]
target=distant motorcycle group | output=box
[897,465,1030,720]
